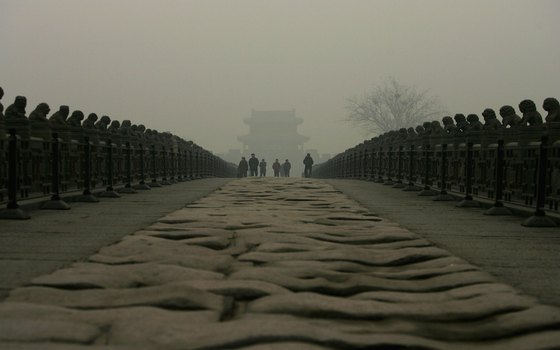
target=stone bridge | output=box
[1,91,560,349]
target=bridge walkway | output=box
[325,179,560,307]
[1,177,560,349]
[0,178,231,300]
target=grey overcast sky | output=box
[1,0,559,155]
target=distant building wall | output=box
[238,109,309,176]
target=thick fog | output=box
[1,0,559,158]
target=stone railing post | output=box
[418,143,438,196]
[176,149,183,181]
[98,139,120,197]
[42,132,70,209]
[0,129,30,219]
[384,146,394,185]
[393,145,405,188]
[523,135,557,227]
[187,146,193,180]
[76,136,99,202]
[375,147,384,183]
[195,149,201,179]
[161,146,171,186]
[117,141,137,194]
[433,143,454,201]
[367,147,376,181]
[404,144,421,191]
[134,144,151,190]
[457,141,479,207]
[485,139,511,215]
[183,148,191,181]
[150,144,162,187]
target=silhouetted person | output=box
[248,153,259,176]
[272,159,281,177]
[282,159,291,177]
[259,159,267,177]
[238,157,248,177]
[303,153,314,178]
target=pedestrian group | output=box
[237,153,313,178]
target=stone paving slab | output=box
[1,177,560,349]
[323,179,560,306]
[0,178,231,299]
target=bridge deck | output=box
[324,179,560,307]
[1,178,560,349]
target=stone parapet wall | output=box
[0,90,237,206]
[314,98,560,219]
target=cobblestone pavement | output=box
[1,178,560,349]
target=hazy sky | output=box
[1,0,559,155]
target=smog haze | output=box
[1,0,559,157]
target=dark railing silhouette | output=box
[0,92,237,219]
[314,98,560,227]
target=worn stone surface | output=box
[324,179,560,306]
[0,178,231,300]
[2,177,560,349]
[88,235,236,272]
[9,283,228,311]
[0,344,137,350]
[31,262,224,289]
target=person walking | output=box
[303,153,314,178]
[259,159,267,177]
[238,157,248,177]
[248,153,259,176]
[272,159,281,177]
[282,159,291,177]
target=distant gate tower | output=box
[238,109,309,176]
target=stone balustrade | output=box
[314,98,560,227]
[0,91,237,219]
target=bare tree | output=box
[346,78,445,134]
